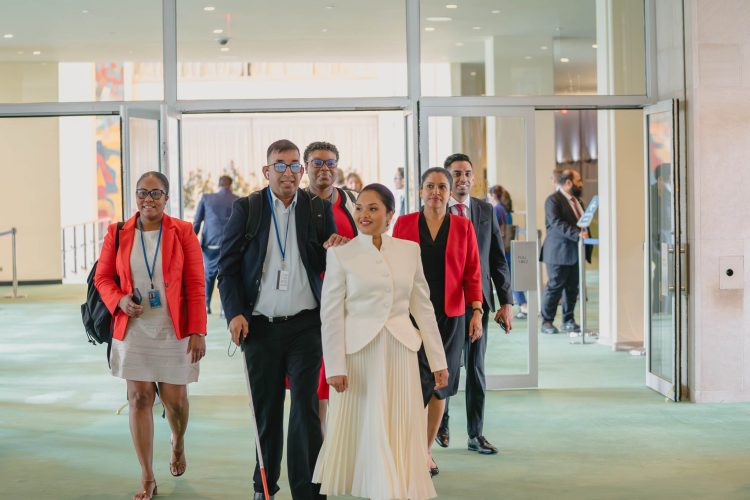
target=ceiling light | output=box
[472,26,481,30]
[3,34,13,39]
[213,29,224,34]
[220,47,229,52]
[203,6,215,11]
[540,45,549,50]
[426,17,452,22]
[469,71,477,76]
[325,5,335,9]
[321,28,328,32]
[455,42,464,47]
[592,43,598,48]
[32,51,41,55]
[424,27,436,32]
[491,10,501,14]
[560,57,569,63]
[82,9,89,14]
[525,56,532,60]
[16,50,24,55]
[446,4,458,8]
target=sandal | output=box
[170,436,187,477]
[134,479,157,499]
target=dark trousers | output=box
[202,247,220,308]
[442,304,489,438]
[541,262,580,324]
[243,310,325,500]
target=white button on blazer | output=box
[320,233,448,378]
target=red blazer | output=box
[94,213,207,341]
[393,212,482,317]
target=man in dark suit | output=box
[193,175,239,314]
[540,168,592,334]
[437,153,514,455]
[218,139,348,500]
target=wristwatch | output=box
[472,307,483,316]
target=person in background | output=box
[345,171,364,193]
[394,167,406,216]
[313,183,448,500]
[304,140,358,434]
[392,167,482,477]
[488,185,529,319]
[193,174,239,315]
[95,171,207,500]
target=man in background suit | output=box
[437,153,514,455]
[218,139,349,500]
[193,175,239,314]
[540,168,593,334]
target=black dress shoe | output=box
[468,436,499,455]
[253,492,274,500]
[562,321,581,333]
[541,321,560,334]
[435,427,449,448]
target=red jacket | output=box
[392,212,482,317]
[94,213,207,341]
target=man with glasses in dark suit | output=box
[218,139,349,500]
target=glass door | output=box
[419,106,538,389]
[161,105,183,218]
[644,99,684,401]
[121,106,162,216]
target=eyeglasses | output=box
[309,159,338,169]
[136,188,167,200]
[267,162,303,173]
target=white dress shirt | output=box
[558,187,584,220]
[252,189,318,317]
[448,196,471,217]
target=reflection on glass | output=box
[420,0,645,96]
[177,0,407,99]
[647,111,674,383]
[0,1,163,103]
[428,115,529,375]
[129,117,160,211]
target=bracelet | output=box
[472,307,483,315]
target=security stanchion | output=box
[1,228,26,299]
[570,237,599,345]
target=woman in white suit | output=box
[313,183,449,500]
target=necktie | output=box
[572,199,583,219]
[455,203,467,218]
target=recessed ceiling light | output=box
[213,29,224,34]
[446,4,458,8]
[321,28,328,32]
[592,43,598,48]
[560,57,570,63]
[426,17,452,22]
[32,51,41,55]
[491,10,501,14]
[472,26,481,30]
[3,34,13,39]
[82,9,89,14]
[220,47,229,52]
[525,56,532,60]
[540,45,549,50]
[325,5,335,9]
[424,26,436,32]
[469,71,477,76]
[455,42,464,47]
[203,6,215,11]
[16,50,24,55]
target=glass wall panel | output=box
[420,0,646,96]
[177,0,407,99]
[0,1,163,103]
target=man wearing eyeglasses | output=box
[302,141,358,434]
[218,139,349,500]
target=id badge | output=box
[148,289,163,308]
[276,269,290,291]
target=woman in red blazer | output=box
[95,171,206,500]
[392,167,482,477]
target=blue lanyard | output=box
[139,218,163,289]
[267,188,291,262]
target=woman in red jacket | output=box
[392,167,483,478]
[95,171,207,500]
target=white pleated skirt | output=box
[313,329,436,500]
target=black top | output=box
[418,212,450,316]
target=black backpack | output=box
[241,189,327,250]
[81,222,124,347]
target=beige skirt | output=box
[313,329,436,500]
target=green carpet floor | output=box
[1,285,749,499]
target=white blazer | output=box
[321,233,448,378]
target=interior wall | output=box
[0,118,62,282]
[685,0,750,402]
